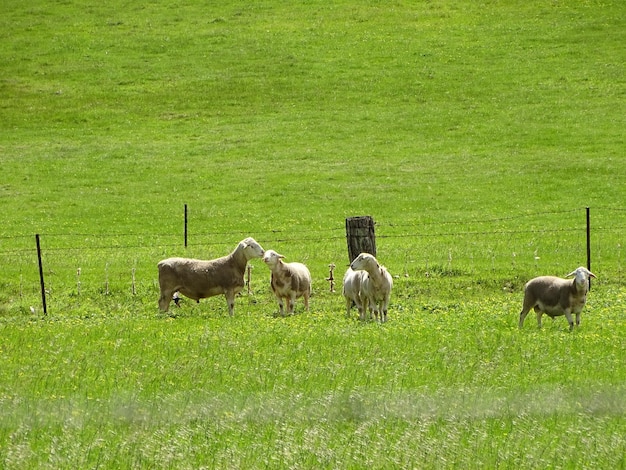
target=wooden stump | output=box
[346,216,376,262]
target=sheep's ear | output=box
[588,271,597,278]
[565,270,577,278]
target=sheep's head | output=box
[566,266,596,290]
[350,253,378,272]
[241,237,265,259]
[263,249,284,268]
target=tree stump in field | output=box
[346,216,376,263]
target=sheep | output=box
[342,267,369,320]
[262,249,312,316]
[157,237,265,315]
[348,253,394,322]
[518,266,596,331]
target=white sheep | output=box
[348,253,394,322]
[342,267,369,320]
[518,266,596,331]
[157,237,265,315]
[262,249,312,316]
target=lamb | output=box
[157,237,265,315]
[518,266,596,331]
[342,267,369,320]
[262,249,312,316]
[347,253,393,322]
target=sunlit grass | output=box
[1,0,625,467]
[1,290,625,468]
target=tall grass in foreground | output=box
[1,286,625,468]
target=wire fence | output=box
[1,206,624,313]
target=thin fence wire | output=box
[1,207,624,311]
[0,208,615,257]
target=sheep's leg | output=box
[277,297,286,317]
[225,290,236,316]
[518,307,531,328]
[519,294,539,328]
[575,312,582,327]
[381,301,388,323]
[303,292,310,312]
[564,310,575,331]
[288,294,296,314]
[367,296,375,321]
[361,297,369,321]
[370,301,377,321]
[535,309,543,328]
[345,298,353,318]
[372,305,379,322]
[158,290,175,311]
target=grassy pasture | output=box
[1,0,625,468]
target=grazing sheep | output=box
[349,253,394,322]
[519,266,596,331]
[158,237,265,315]
[262,249,312,316]
[342,267,369,320]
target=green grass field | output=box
[1,1,625,468]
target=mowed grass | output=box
[1,0,625,468]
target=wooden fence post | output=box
[346,216,376,263]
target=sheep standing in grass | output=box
[342,267,368,320]
[262,249,312,316]
[349,253,393,322]
[157,237,265,315]
[519,266,596,331]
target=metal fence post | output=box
[586,207,591,289]
[184,204,188,248]
[36,234,47,315]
